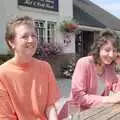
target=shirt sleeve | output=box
[0,80,17,120]
[71,59,103,109]
[111,74,120,92]
[45,63,61,107]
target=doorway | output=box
[75,31,94,58]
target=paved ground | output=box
[57,78,71,97]
[56,78,71,112]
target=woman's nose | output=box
[28,36,34,42]
[109,51,115,57]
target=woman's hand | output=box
[46,104,58,120]
[102,93,120,104]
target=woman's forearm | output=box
[102,93,120,104]
[46,104,58,120]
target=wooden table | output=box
[80,104,120,120]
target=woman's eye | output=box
[22,35,28,39]
[105,49,110,52]
[113,49,117,52]
[21,34,37,39]
[32,34,37,38]
[105,48,117,53]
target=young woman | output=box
[58,29,120,119]
[0,16,60,120]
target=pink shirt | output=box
[71,56,120,109]
[0,58,60,120]
[58,56,120,120]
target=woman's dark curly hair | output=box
[90,29,120,65]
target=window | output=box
[47,21,56,43]
[34,20,45,44]
[34,20,56,43]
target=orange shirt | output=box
[0,58,60,120]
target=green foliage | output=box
[0,52,13,65]
[60,20,78,33]
[60,57,76,78]
[115,64,120,73]
[34,42,63,59]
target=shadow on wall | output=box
[45,53,75,78]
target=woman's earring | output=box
[12,46,15,50]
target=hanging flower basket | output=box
[60,20,78,33]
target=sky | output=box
[90,0,120,18]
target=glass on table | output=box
[67,101,81,120]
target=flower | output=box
[34,42,63,58]
[60,20,78,33]
[60,57,76,78]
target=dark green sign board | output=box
[18,0,59,12]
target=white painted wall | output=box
[0,0,75,54]
[63,33,75,53]
[0,1,9,54]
